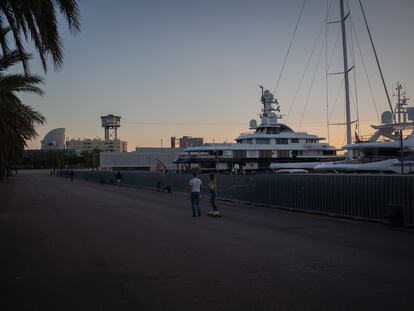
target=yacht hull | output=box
[314,158,414,174]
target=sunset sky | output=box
[24,0,414,151]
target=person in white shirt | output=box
[188,173,204,217]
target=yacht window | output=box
[209,150,223,156]
[259,150,272,158]
[222,150,233,158]
[256,138,270,144]
[276,138,288,144]
[303,150,319,156]
[267,127,281,134]
[278,150,290,158]
[246,150,259,158]
[279,124,294,132]
[364,148,399,157]
[234,150,246,158]
[291,138,299,143]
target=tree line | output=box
[20,149,101,171]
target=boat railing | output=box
[303,143,333,149]
[238,131,256,136]
[202,143,235,146]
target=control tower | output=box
[101,114,121,140]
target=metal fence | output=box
[65,170,414,226]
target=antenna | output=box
[259,85,266,116]
[259,84,264,102]
[397,82,403,123]
[395,81,409,124]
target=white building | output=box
[41,128,66,150]
[100,147,184,171]
[66,138,127,154]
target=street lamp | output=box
[395,125,404,175]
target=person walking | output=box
[188,173,203,217]
[116,171,123,185]
[208,174,221,217]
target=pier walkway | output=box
[1,172,414,310]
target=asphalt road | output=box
[1,172,414,311]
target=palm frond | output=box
[0,73,44,95]
[0,0,80,72]
[0,49,31,70]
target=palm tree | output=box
[0,0,80,73]
[0,1,81,177]
[0,50,45,177]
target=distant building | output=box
[41,128,66,150]
[178,136,203,148]
[100,147,184,171]
[66,138,127,154]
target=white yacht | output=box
[315,85,414,174]
[301,0,414,174]
[175,87,340,173]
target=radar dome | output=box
[264,89,271,95]
[381,111,393,124]
[249,119,257,129]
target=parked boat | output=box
[314,0,414,174]
[315,85,414,174]
[175,87,340,173]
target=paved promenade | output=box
[1,172,414,311]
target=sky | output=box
[23,0,414,151]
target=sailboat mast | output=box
[339,0,352,150]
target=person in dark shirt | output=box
[116,171,123,185]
